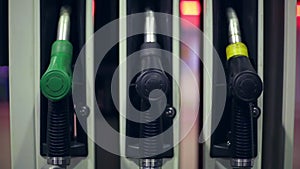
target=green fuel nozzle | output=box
[41,7,73,102]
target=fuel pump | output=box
[210,7,263,169]
[40,7,73,168]
[226,8,263,168]
[126,10,176,169]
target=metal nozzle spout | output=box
[57,6,71,40]
[231,158,254,169]
[227,8,242,44]
[144,10,157,43]
[139,159,162,169]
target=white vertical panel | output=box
[202,0,215,168]
[73,0,96,168]
[119,0,132,168]
[68,1,96,168]
[83,0,96,167]
[9,0,38,168]
[282,0,297,168]
[255,0,264,168]
[85,0,96,167]
[163,0,180,169]
[33,0,48,167]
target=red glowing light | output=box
[180,0,201,27]
[180,1,201,16]
[92,0,95,18]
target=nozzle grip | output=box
[228,56,263,102]
[41,40,73,101]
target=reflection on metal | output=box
[231,158,254,168]
[139,159,163,169]
[57,7,71,41]
[227,8,242,44]
[145,10,157,43]
[47,157,70,168]
[41,164,65,169]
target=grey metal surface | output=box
[202,0,215,168]
[293,19,300,169]
[282,0,297,168]
[9,0,41,168]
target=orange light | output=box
[92,0,95,18]
[180,1,201,16]
[297,4,300,17]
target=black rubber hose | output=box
[47,98,71,157]
[137,42,168,158]
[231,99,255,158]
[140,104,162,158]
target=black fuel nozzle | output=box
[133,10,171,169]
[226,8,263,102]
[135,10,170,102]
[226,8,263,169]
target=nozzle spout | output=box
[57,6,71,40]
[227,8,242,44]
[144,10,157,43]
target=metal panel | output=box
[72,0,96,168]
[119,0,129,168]
[202,0,214,168]
[282,0,297,168]
[165,0,180,168]
[9,0,39,168]
[255,0,264,167]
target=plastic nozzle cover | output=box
[41,6,72,101]
[40,40,73,101]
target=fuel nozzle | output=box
[41,7,72,101]
[134,9,169,169]
[135,9,169,101]
[57,7,71,41]
[226,7,263,102]
[227,8,242,44]
[226,8,263,169]
[40,6,73,168]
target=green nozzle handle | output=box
[41,40,73,101]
